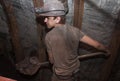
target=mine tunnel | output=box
[0,0,120,81]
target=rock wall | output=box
[0,4,8,34]
[12,0,39,55]
[79,0,119,81]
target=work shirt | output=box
[45,24,85,76]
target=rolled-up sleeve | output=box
[73,27,85,40]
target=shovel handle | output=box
[78,52,107,60]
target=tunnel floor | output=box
[0,54,52,81]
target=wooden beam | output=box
[32,0,46,80]
[32,0,47,62]
[99,29,120,81]
[73,0,84,29]
[0,0,24,63]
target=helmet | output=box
[35,1,66,16]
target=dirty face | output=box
[44,16,57,28]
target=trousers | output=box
[51,69,80,81]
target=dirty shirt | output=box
[45,24,85,76]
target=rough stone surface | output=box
[80,0,119,81]
[0,5,9,34]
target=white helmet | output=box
[35,1,66,16]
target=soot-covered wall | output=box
[78,0,119,81]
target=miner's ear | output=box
[55,17,61,23]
